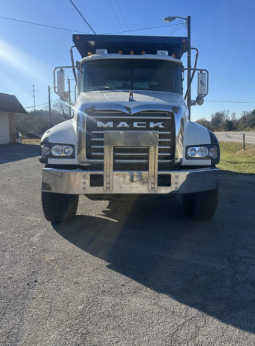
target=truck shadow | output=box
[53,194,255,334]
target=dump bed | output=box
[73,34,190,59]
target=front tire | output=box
[182,185,218,220]
[42,192,79,223]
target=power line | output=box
[0,15,89,33]
[116,0,130,34]
[24,98,255,109]
[205,100,255,103]
[0,77,51,79]
[3,90,50,92]
[107,23,179,34]
[169,23,185,36]
[69,0,96,34]
[24,99,59,109]
[108,0,125,33]
[0,15,179,35]
[211,88,255,91]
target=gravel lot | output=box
[1,144,255,345]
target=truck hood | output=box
[77,90,186,113]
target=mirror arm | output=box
[184,47,199,100]
[70,46,78,84]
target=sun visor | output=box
[73,34,189,59]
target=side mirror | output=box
[184,67,209,107]
[57,69,69,101]
[54,65,78,100]
[57,68,65,93]
[197,72,208,96]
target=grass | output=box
[218,142,255,174]
[22,139,41,145]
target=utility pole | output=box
[187,16,191,120]
[48,86,52,128]
[68,78,71,118]
[163,15,192,118]
[33,84,35,111]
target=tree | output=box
[196,118,212,130]
[231,112,236,130]
[224,120,234,131]
[16,100,70,136]
[247,110,255,129]
[211,111,229,131]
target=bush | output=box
[196,109,255,132]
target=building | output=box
[0,93,27,144]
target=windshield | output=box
[81,59,182,94]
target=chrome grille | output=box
[86,111,175,163]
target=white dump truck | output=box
[39,31,220,222]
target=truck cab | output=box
[40,34,220,222]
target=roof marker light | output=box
[157,50,168,56]
[119,50,123,55]
[182,39,186,43]
[96,49,108,54]
[141,51,145,55]
[76,36,80,39]
[171,54,175,58]
[130,51,134,55]
[88,52,92,56]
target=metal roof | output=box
[73,34,190,59]
[0,93,27,114]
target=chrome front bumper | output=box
[42,167,219,195]
[42,131,219,195]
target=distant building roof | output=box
[0,93,27,114]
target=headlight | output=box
[51,145,74,156]
[51,145,63,156]
[187,147,197,157]
[40,144,75,158]
[197,147,208,157]
[64,146,73,156]
[186,145,218,159]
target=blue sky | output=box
[0,0,254,121]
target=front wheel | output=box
[182,185,218,220]
[42,192,79,223]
